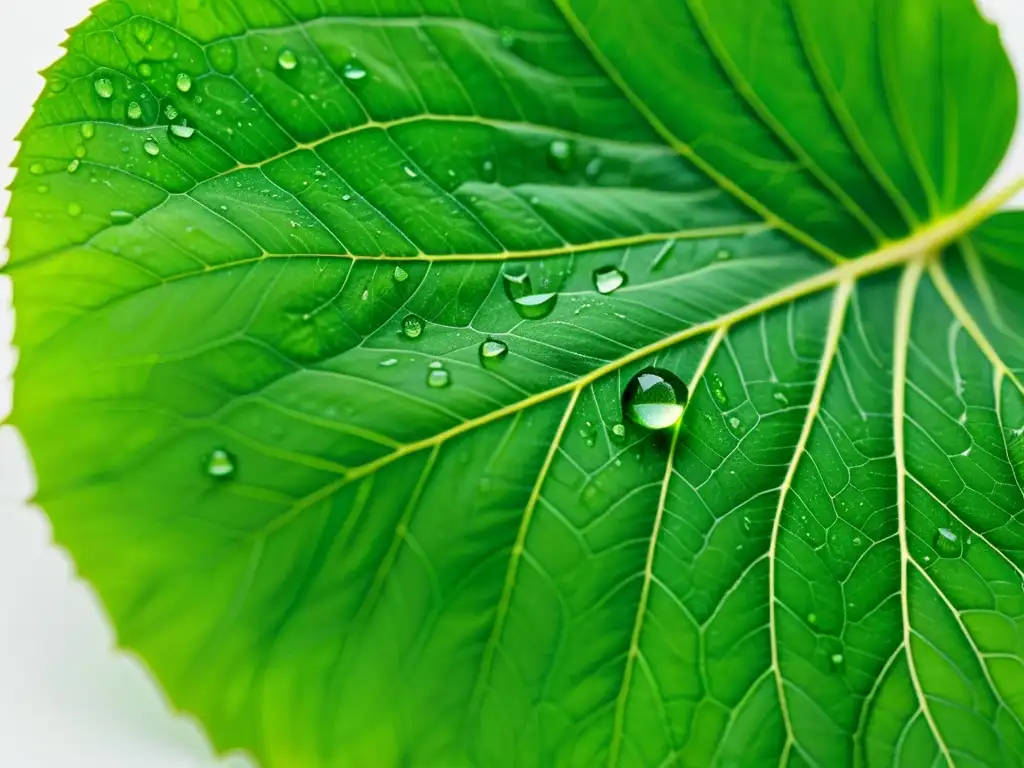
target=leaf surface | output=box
[7,0,1024,766]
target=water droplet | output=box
[934,527,962,558]
[547,139,574,172]
[380,358,398,367]
[137,62,153,79]
[594,266,626,295]
[622,367,689,431]
[611,423,627,440]
[427,366,451,389]
[133,18,154,45]
[402,314,424,339]
[127,101,143,120]
[206,448,235,478]
[774,391,789,406]
[80,123,95,140]
[479,339,508,365]
[48,78,68,93]
[729,416,742,430]
[715,248,733,261]
[94,78,113,99]
[709,373,729,408]
[278,49,298,71]
[360,289,369,301]
[110,210,133,225]
[66,159,80,173]
[164,104,179,121]
[499,27,516,49]
[74,145,87,159]
[404,166,418,178]
[176,73,192,93]
[830,653,844,668]
[393,265,409,283]
[512,291,557,319]
[29,163,45,175]
[209,41,238,74]
[143,139,160,156]
[342,193,351,201]
[67,202,82,218]
[342,59,367,81]
[585,157,603,181]
[853,536,863,546]
[170,121,195,139]
[807,613,818,625]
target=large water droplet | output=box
[278,49,298,71]
[934,527,962,558]
[594,266,626,295]
[622,367,689,431]
[170,121,195,139]
[80,123,95,140]
[393,265,409,283]
[402,313,424,339]
[547,139,574,172]
[479,339,508,365]
[110,210,134,226]
[502,270,532,300]
[427,366,451,389]
[206,448,235,478]
[127,101,143,121]
[94,78,113,99]
[143,139,161,156]
[342,59,368,81]
[176,72,192,93]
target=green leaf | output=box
[6,0,1024,765]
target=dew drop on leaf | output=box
[807,613,818,625]
[67,203,82,218]
[393,265,409,283]
[170,121,195,139]
[137,62,153,79]
[622,367,689,431]
[934,527,962,558]
[36,184,48,195]
[110,210,134,226]
[94,78,113,99]
[427,366,451,389]
[143,139,161,156]
[278,49,298,71]
[66,159,80,173]
[343,59,368,81]
[402,314,424,339]
[594,266,626,294]
[29,163,45,175]
[404,166,418,178]
[176,73,192,93]
[502,270,532,300]
[80,122,95,140]
[379,358,398,368]
[164,104,179,121]
[479,339,508,365]
[715,248,733,261]
[206,449,235,479]
[611,423,626,440]
[830,653,844,668]
[729,416,742,430]
[547,139,574,172]
[74,145,87,159]
[127,101,143,120]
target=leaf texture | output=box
[6,0,1024,766]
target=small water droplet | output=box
[137,62,153,79]
[277,49,299,71]
[342,59,367,81]
[934,527,962,558]
[774,391,789,406]
[67,202,82,218]
[481,159,496,182]
[209,41,238,74]
[66,158,80,173]
[127,101,143,120]
[611,423,626,440]
[594,266,626,295]
[29,163,45,175]
[206,448,235,478]
[80,122,95,140]
[622,367,689,431]
[709,373,729,408]
[512,291,557,319]
[170,121,195,139]
[729,416,742,430]
[807,613,818,625]
[94,78,113,99]
[143,139,160,156]
[830,653,844,668]
[499,27,516,49]
[342,193,352,202]
[585,157,603,181]
[48,78,68,93]
[360,289,369,301]
[402,314,424,339]
[74,145,87,159]
[164,104,179,121]
[380,358,398,367]
[403,166,418,178]
[547,139,574,172]
[479,339,508,365]
[393,265,409,283]
[715,248,733,261]
[427,366,451,389]
[176,72,192,93]
[110,210,134,225]
[853,536,862,546]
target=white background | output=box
[2,1,1024,766]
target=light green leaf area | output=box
[7,0,1024,765]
